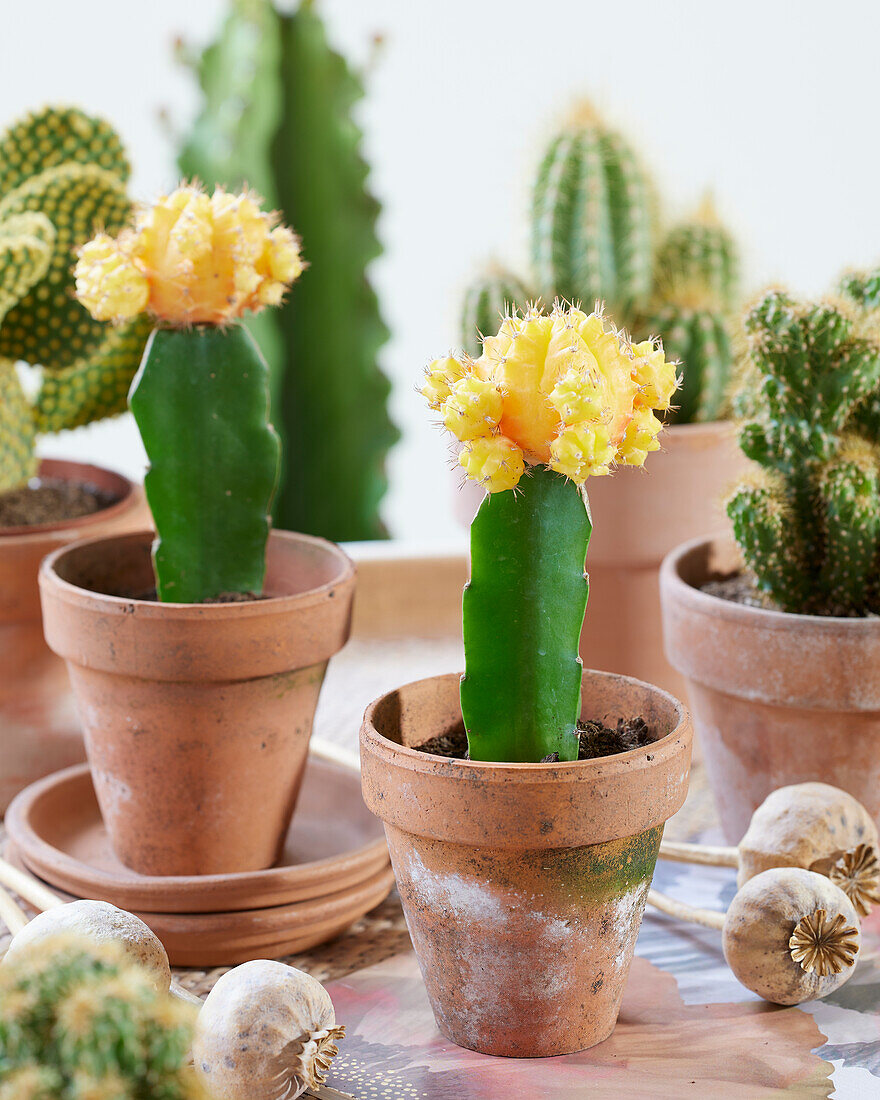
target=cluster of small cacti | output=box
[461,104,740,426]
[423,304,676,761]
[0,106,149,495]
[76,183,301,603]
[727,276,880,615]
[0,934,204,1099]
[177,0,398,542]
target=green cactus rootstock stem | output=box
[178,0,398,541]
[130,324,280,604]
[461,467,591,763]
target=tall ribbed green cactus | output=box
[177,0,397,541]
[460,266,532,359]
[0,934,203,1098]
[530,103,655,320]
[0,107,148,494]
[460,104,742,424]
[728,282,880,615]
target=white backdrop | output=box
[3,0,880,538]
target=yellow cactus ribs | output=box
[422,303,676,492]
[74,184,303,326]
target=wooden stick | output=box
[0,883,28,936]
[658,839,739,868]
[0,855,62,913]
[647,888,726,932]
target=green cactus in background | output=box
[462,104,742,424]
[177,0,398,542]
[646,199,740,423]
[0,934,204,1099]
[460,265,532,358]
[0,106,148,494]
[530,102,655,320]
[727,282,880,615]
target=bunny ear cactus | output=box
[0,106,149,495]
[0,933,205,1098]
[177,0,397,542]
[460,266,533,358]
[647,198,740,424]
[727,285,880,615]
[422,304,677,761]
[530,103,656,321]
[75,183,302,603]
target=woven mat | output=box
[0,759,717,999]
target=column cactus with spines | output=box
[0,934,205,1098]
[727,284,880,615]
[177,0,398,542]
[422,303,677,762]
[646,198,741,423]
[0,106,149,494]
[460,265,533,358]
[530,103,656,320]
[74,183,303,603]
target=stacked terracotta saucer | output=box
[4,749,393,966]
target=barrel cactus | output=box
[422,303,677,761]
[463,102,742,426]
[0,106,149,494]
[177,0,398,541]
[727,279,880,615]
[0,933,204,1099]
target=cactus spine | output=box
[178,0,398,541]
[727,282,880,615]
[0,934,203,1098]
[0,107,148,494]
[460,266,532,358]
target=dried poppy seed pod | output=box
[193,959,344,1099]
[723,868,861,1005]
[737,783,879,916]
[3,899,171,993]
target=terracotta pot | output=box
[0,460,148,812]
[360,670,692,1057]
[661,536,880,842]
[39,529,355,877]
[453,422,746,699]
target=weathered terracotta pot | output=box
[0,460,147,811]
[39,529,355,877]
[661,536,880,842]
[453,422,746,699]
[360,670,692,1057]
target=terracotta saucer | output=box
[5,842,395,967]
[6,756,389,913]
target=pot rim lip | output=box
[360,669,691,780]
[0,459,137,541]
[39,527,355,617]
[662,533,880,630]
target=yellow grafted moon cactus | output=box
[421,303,677,492]
[75,183,303,327]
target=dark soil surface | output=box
[116,586,266,604]
[416,716,655,762]
[0,477,118,529]
[701,572,767,609]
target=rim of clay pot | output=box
[662,533,880,630]
[40,527,354,617]
[361,669,692,848]
[661,534,880,709]
[0,459,136,541]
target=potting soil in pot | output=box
[417,717,654,761]
[0,477,119,529]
